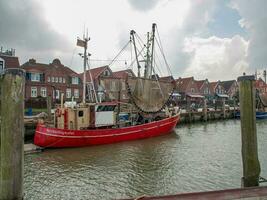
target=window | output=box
[78,111,84,117]
[66,88,71,98]
[31,73,41,82]
[204,87,209,94]
[121,82,126,90]
[103,70,110,76]
[0,59,4,72]
[51,77,55,82]
[55,77,58,83]
[41,87,47,97]
[31,87,37,97]
[55,90,60,99]
[74,89,79,98]
[72,77,79,85]
[111,81,116,91]
[191,88,195,93]
[63,78,66,83]
[59,77,62,83]
[47,77,50,82]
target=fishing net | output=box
[126,77,175,113]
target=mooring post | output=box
[238,75,261,187]
[0,69,25,199]
[47,95,52,121]
[203,98,207,121]
[222,98,226,119]
[186,97,192,122]
[233,98,236,118]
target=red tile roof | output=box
[0,55,20,68]
[21,58,80,77]
[113,69,135,79]
[176,77,194,92]
[209,82,219,93]
[80,65,112,82]
[159,76,174,82]
[195,80,205,90]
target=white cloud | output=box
[230,0,267,69]
[183,35,250,81]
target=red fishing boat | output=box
[34,24,180,148]
[34,112,179,148]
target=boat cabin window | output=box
[96,105,116,112]
[78,110,84,117]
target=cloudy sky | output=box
[0,0,266,81]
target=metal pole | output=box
[1,69,25,199]
[238,75,261,187]
[47,95,52,121]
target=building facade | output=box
[21,58,83,103]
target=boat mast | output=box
[77,31,90,104]
[149,23,156,79]
[130,30,141,78]
[144,32,150,79]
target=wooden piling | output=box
[203,98,207,121]
[222,98,226,119]
[238,75,261,187]
[0,69,25,199]
[47,95,52,121]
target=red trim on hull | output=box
[34,114,180,148]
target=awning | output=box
[186,94,204,98]
[216,93,229,98]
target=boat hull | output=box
[235,111,267,119]
[34,114,180,148]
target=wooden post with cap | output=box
[238,75,261,187]
[0,68,25,199]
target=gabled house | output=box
[209,81,228,99]
[255,78,267,93]
[80,65,113,102]
[21,58,83,102]
[99,69,136,102]
[195,79,210,98]
[221,80,238,99]
[176,77,200,100]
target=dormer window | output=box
[72,77,79,85]
[31,73,41,82]
[103,70,110,76]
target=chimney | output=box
[29,58,36,64]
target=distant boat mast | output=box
[77,32,91,103]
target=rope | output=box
[108,40,131,67]
[155,28,173,76]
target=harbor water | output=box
[24,119,267,199]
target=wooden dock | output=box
[24,143,43,154]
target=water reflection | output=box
[24,120,267,200]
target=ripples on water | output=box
[24,120,267,199]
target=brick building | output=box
[176,77,200,100]
[21,58,83,103]
[0,48,20,73]
[221,80,238,99]
[81,66,136,102]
